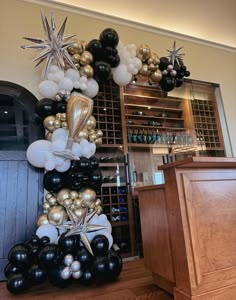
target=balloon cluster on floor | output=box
[21,11,190,99]
[5,233,122,294]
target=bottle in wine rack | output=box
[137,129,142,143]
[132,130,137,143]
[142,129,147,144]
[147,128,153,144]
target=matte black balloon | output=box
[160,76,176,92]
[36,98,57,119]
[56,99,67,113]
[106,252,123,280]
[43,170,65,193]
[91,235,109,256]
[64,170,83,190]
[28,265,47,284]
[4,263,22,278]
[175,77,184,88]
[90,169,103,189]
[7,273,29,294]
[38,244,62,270]
[76,247,93,268]
[58,234,80,254]
[48,265,70,288]
[89,157,99,170]
[79,268,95,285]
[8,244,29,268]
[159,57,170,71]
[94,61,111,82]
[86,39,103,61]
[99,28,119,48]
[93,256,108,281]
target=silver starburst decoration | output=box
[21,11,77,78]
[57,207,106,256]
[166,41,185,66]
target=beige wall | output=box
[1,0,236,155]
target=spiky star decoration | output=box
[166,41,185,66]
[21,11,77,78]
[57,207,107,256]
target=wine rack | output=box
[93,81,123,145]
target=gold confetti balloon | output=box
[48,205,68,225]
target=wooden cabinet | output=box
[137,157,236,300]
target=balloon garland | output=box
[5,11,190,294]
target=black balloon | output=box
[160,76,176,92]
[184,70,191,77]
[28,265,47,284]
[175,77,184,88]
[76,247,93,268]
[43,170,65,192]
[7,273,29,294]
[8,244,29,268]
[91,235,109,256]
[159,57,170,71]
[48,265,70,288]
[39,236,50,246]
[56,99,67,113]
[79,268,95,285]
[64,170,83,190]
[86,39,103,61]
[106,251,123,280]
[58,234,80,254]
[107,54,120,68]
[90,169,103,189]
[99,28,119,48]
[74,157,91,173]
[4,263,22,278]
[38,244,62,270]
[93,256,108,281]
[89,157,99,170]
[36,98,57,119]
[94,61,111,82]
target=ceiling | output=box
[46,0,236,50]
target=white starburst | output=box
[166,41,185,66]
[21,11,77,78]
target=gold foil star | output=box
[58,207,106,256]
[166,41,185,66]
[21,11,77,78]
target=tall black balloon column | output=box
[4,93,123,294]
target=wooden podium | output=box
[136,157,236,300]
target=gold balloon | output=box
[66,94,94,142]
[72,53,81,63]
[96,130,103,138]
[36,213,49,227]
[57,188,71,205]
[48,205,68,226]
[63,198,73,207]
[86,115,96,130]
[73,207,84,218]
[74,128,89,142]
[70,191,79,200]
[96,206,103,215]
[89,133,97,142]
[61,122,68,129]
[60,113,67,122]
[53,119,61,129]
[94,137,103,145]
[80,51,93,65]
[137,44,151,62]
[74,198,83,208]
[43,115,56,132]
[148,63,158,72]
[139,64,151,77]
[46,132,52,141]
[45,192,54,201]
[79,188,96,207]
[79,65,94,78]
[148,52,160,65]
[150,70,163,83]
[48,196,57,206]
[95,199,102,206]
[43,202,51,211]
[68,41,87,55]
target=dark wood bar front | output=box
[136,157,236,300]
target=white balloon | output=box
[64,254,74,266]
[55,159,71,172]
[83,78,99,98]
[52,128,68,142]
[81,141,96,158]
[26,140,51,168]
[47,70,64,83]
[113,65,132,86]
[58,77,74,91]
[49,65,60,73]
[65,68,80,82]
[51,139,67,152]
[72,270,82,279]
[71,261,81,272]
[73,80,81,89]
[36,223,58,243]
[38,80,59,98]
[61,266,72,280]
[45,159,56,171]
[72,142,82,157]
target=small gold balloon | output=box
[72,53,81,63]
[68,41,86,55]
[79,65,94,78]
[137,44,151,62]
[148,52,160,65]
[96,206,103,215]
[79,188,96,207]
[48,196,57,206]
[94,137,103,145]
[61,122,68,129]
[86,115,96,130]
[74,198,83,208]
[43,202,51,211]
[56,113,61,120]
[43,115,56,132]
[70,191,79,200]
[150,70,163,83]
[74,128,89,142]
[53,119,61,129]
[148,63,158,72]
[80,51,93,65]
[48,205,68,226]
[89,133,97,142]
[46,132,53,141]
[45,192,54,201]
[89,202,96,209]
[57,189,71,206]
[96,130,103,138]
[63,198,73,207]
[95,199,102,206]
[139,64,151,77]
[36,213,49,227]
[73,207,84,218]
[60,113,67,122]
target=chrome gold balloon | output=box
[57,188,71,205]
[79,51,93,65]
[47,205,68,225]
[43,115,56,132]
[79,188,96,207]
[86,115,96,130]
[79,65,94,78]
[36,213,49,227]
[137,44,151,62]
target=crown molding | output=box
[23,0,236,53]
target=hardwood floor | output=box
[0,259,173,300]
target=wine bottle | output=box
[127,130,133,143]
[132,130,137,143]
[142,129,147,144]
[147,128,153,144]
[137,129,142,143]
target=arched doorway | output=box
[0,81,44,280]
